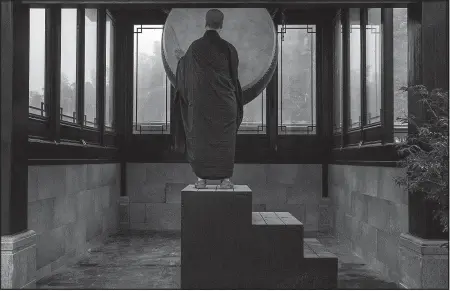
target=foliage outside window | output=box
[105,13,115,131]
[278,24,317,135]
[333,11,343,132]
[84,9,98,128]
[60,8,78,123]
[349,8,361,129]
[395,86,449,234]
[133,25,170,134]
[29,8,46,117]
[393,8,408,142]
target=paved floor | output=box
[36,232,399,289]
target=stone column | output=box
[1,1,37,289]
[400,1,449,289]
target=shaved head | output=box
[205,9,224,30]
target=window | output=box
[349,8,361,129]
[84,9,97,128]
[105,13,115,131]
[132,25,169,134]
[393,8,408,142]
[333,12,343,133]
[278,24,317,135]
[366,8,382,125]
[239,90,266,134]
[60,8,78,123]
[29,8,46,117]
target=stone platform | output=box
[180,185,337,289]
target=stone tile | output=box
[232,164,268,186]
[319,203,333,231]
[376,229,399,277]
[37,166,67,201]
[86,213,103,242]
[305,204,319,231]
[28,166,39,203]
[143,203,181,231]
[128,183,166,203]
[65,165,88,195]
[422,255,449,289]
[145,163,196,184]
[126,163,147,186]
[28,198,56,234]
[378,167,407,204]
[36,227,66,270]
[86,164,103,189]
[252,204,266,212]
[251,183,287,209]
[54,195,77,228]
[130,203,146,223]
[367,198,389,230]
[272,204,305,222]
[165,183,186,204]
[286,184,321,205]
[387,202,408,234]
[75,190,95,221]
[351,192,368,223]
[266,164,298,184]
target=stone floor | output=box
[36,232,399,289]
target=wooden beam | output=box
[1,1,30,235]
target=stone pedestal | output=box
[181,185,253,289]
[399,233,449,289]
[1,230,37,289]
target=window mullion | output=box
[360,8,367,140]
[47,6,61,142]
[381,8,394,143]
[342,9,350,146]
[76,6,84,127]
[97,8,106,145]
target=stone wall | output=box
[329,164,408,282]
[28,164,121,281]
[125,163,330,236]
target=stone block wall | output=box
[126,163,328,236]
[329,164,408,282]
[28,164,121,281]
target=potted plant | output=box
[394,85,448,241]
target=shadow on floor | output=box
[37,232,398,289]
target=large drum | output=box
[161,8,277,105]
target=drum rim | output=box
[161,8,278,105]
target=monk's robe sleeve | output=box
[228,44,244,132]
[172,56,187,153]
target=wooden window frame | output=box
[27,5,119,160]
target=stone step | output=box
[251,212,304,268]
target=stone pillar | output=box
[400,1,449,289]
[1,1,37,289]
[399,234,449,289]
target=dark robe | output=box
[172,30,243,180]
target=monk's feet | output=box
[194,178,207,189]
[218,178,234,189]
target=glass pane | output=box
[334,13,343,132]
[29,8,46,116]
[349,8,361,129]
[393,8,408,142]
[239,90,266,134]
[60,8,78,123]
[366,8,382,124]
[133,25,170,134]
[84,9,97,128]
[105,13,114,131]
[278,24,317,135]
